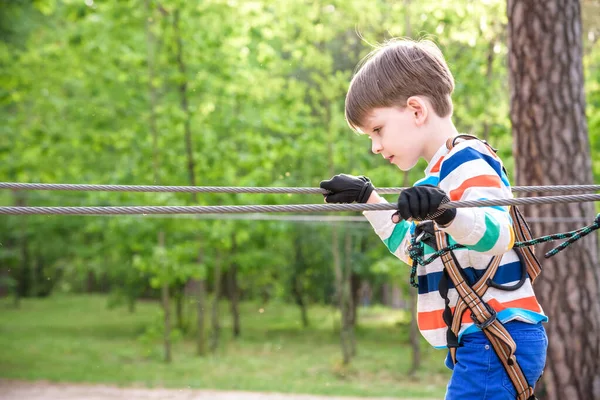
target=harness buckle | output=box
[470,302,497,330]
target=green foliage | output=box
[0,0,598,385]
[1,0,598,297]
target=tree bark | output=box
[508,1,600,398]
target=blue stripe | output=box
[439,146,510,187]
[417,260,524,295]
[414,175,439,187]
[459,309,548,342]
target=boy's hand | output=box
[320,174,374,203]
[394,185,456,225]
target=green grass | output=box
[0,295,449,398]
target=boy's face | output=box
[359,106,426,171]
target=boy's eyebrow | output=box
[363,115,378,132]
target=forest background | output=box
[1,1,599,399]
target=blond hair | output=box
[345,39,455,131]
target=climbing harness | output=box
[406,134,599,400]
[405,214,600,398]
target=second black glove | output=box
[395,184,456,225]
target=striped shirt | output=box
[363,139,547,349]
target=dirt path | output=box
[0,381,425,400]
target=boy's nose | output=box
[371,142,383,154]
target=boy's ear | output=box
[406,96,428,126]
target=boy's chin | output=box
[396,158,418,171]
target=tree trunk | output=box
[332,226,352,364]
[349,273,360,327]
[161,281,172,363]
[172,8,207,355]
[175,284,184,332]
[210,251,222,353]
[292,232,309,328]
[196,265,206,356]
[343,228,356,357]
[146,1,171,364]
[292,278,310,328]
[351,237,370,326]
[508,1,600,398]
[326,98,353,365]
[159,231,172,363]
[229,233,241,337]
[408,286,420,376]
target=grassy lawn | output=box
[0,295,449,398]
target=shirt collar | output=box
[424,142,449,175]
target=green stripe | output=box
[383,221,410,252]
[470,213,500,252]
[424,236,458,255]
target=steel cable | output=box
[1,193,599,215]
[1,182,599,194]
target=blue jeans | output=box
[445,321,548,400]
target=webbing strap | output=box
[435,228,536,400]
[450,253,502,336]
[445,134,543,283]
[510,205,542,282]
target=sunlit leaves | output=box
[1,0,598,307]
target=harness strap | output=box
[510,205,542,282]
[435,228,537,400]
[445,135,543,283]
[449,253,502,347]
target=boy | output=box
[320,40,547,400]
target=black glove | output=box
[394,185,456,225]
[319,174,374,203]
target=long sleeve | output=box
[437,140,515,256]
[363,205,413,265]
